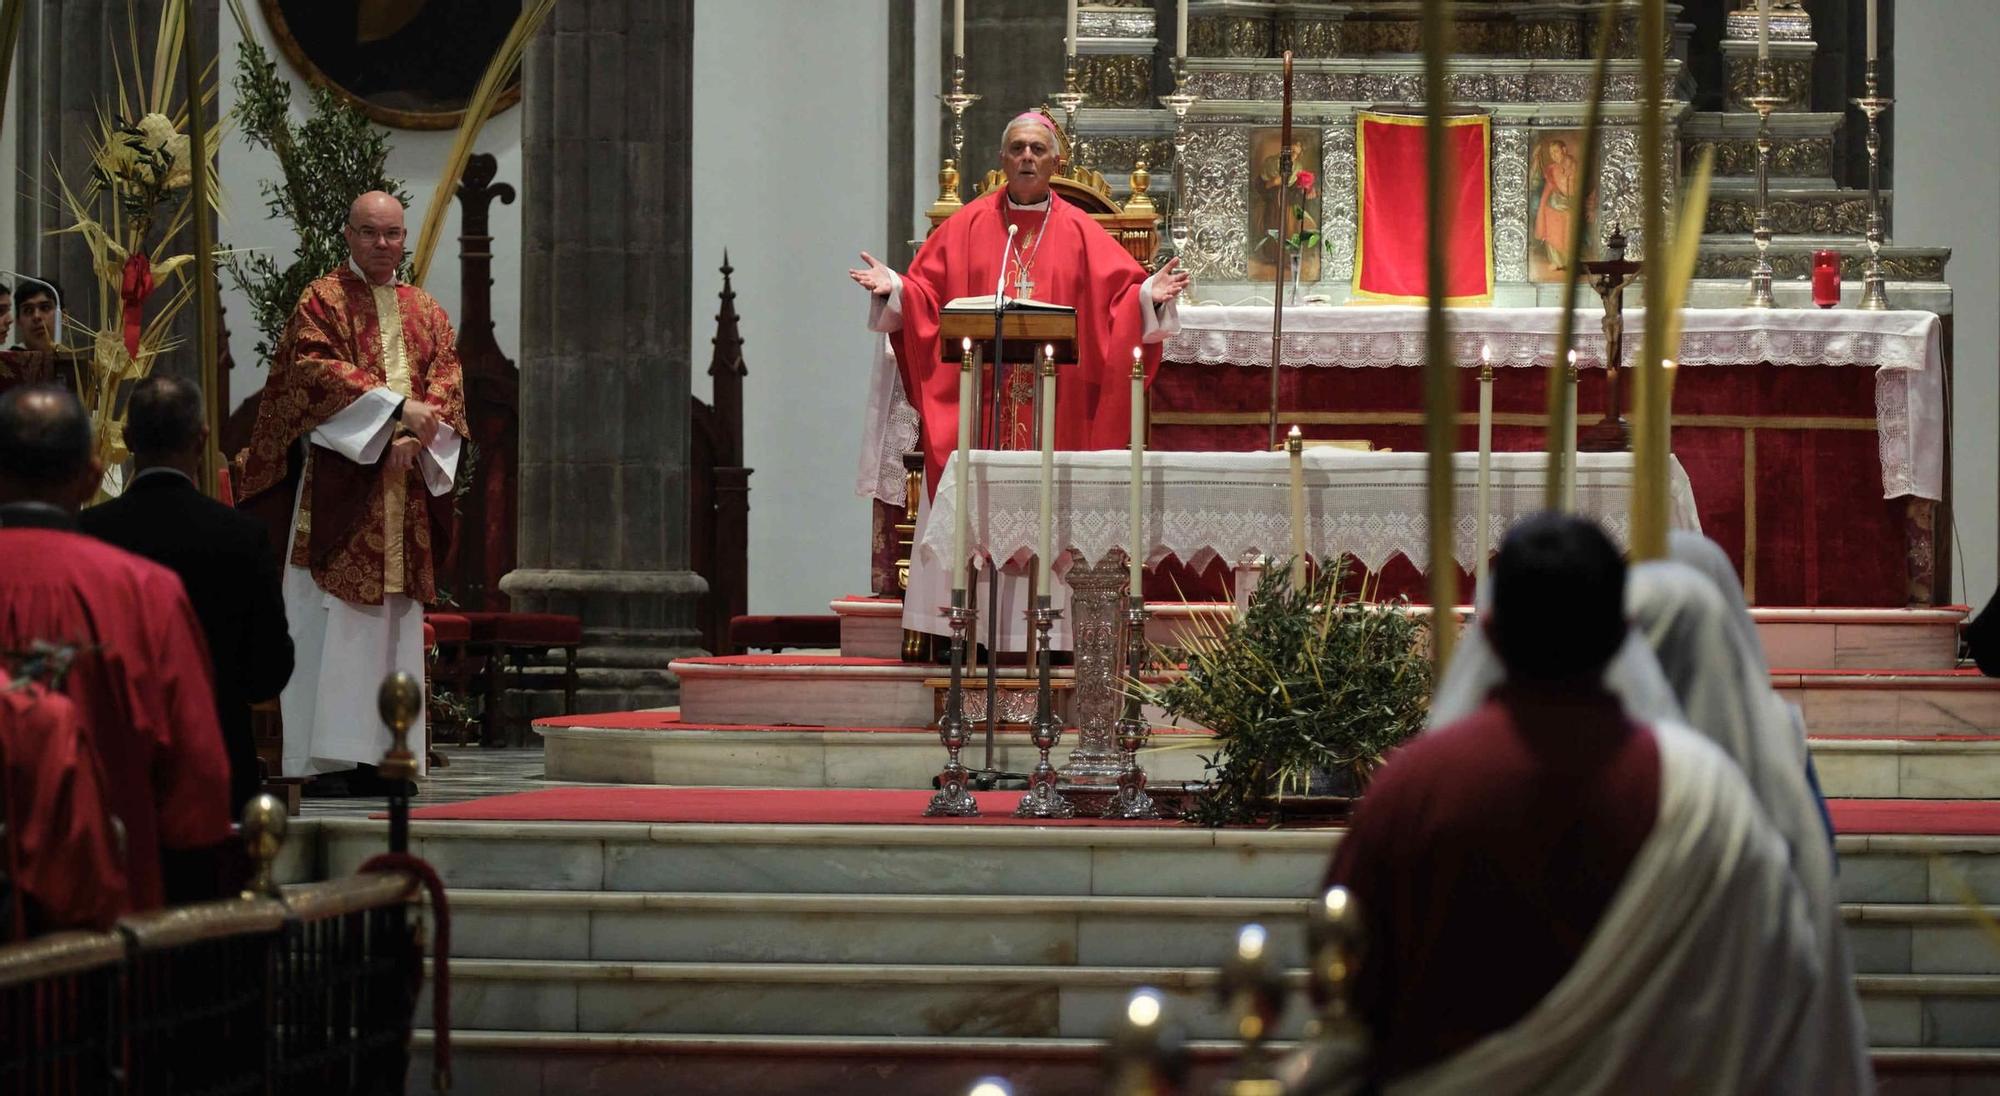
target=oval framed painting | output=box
[259,0,523,130]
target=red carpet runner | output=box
[403,786,2000,835]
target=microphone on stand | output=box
[988,222,1019,453]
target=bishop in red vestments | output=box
[240,192,464,782]
[0,386,231,914]
[850,110,1190,646]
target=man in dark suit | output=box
[81,375,294,816]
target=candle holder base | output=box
[1859,270,1890,311]
[1103,602,1160,821]
[924,602,981,818]
[1016,604,1077,820]
[1578,415,1631,453]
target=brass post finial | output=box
[240,793,289,900]
[377,672,423,783]
[1216,922,1287,1088]
[1306,886,1366,1026]
[1105,986,1190,1095]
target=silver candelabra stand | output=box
[1159,61,1200,266]
[924,599,980,816]
[1104,600,1161,819]
[1052,55,1086,170]
[1853,60,1893,310]
[1745,58,1786,308]
[939,61,980,197]
[1017,603,1076,818]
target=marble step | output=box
[538,718,1215,789]
[833,599,1967,671]
[420,957,2000,1048]
[443,890,1309,968]
[406,1033,2000,1096]
[1780,673,2000,739]
[537,717,1997,797]
[1809,738,2000,800]
[318,818,1336,898]
[439,887,1999,976]
[318,819,2000,906]
[671,654,2000,735]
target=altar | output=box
[864,303,1944,609]
[1153,304,1945,607]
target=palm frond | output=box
[409,0,558,286]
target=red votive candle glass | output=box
[1811,249,1842,308]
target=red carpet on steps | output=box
[400,787,2000,834]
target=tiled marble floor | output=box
[297,745,581,818]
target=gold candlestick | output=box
[1853,60,1893,310]
[1745,58,1786,308]
[931,61,981,218]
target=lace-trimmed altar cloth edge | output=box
[1160,305,1944,503]
[915,449,1701,580]
[864,308,1943,506]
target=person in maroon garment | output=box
[0,385,231,913]
[1324,514,1658,1082]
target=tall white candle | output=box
[952,338,975,592]
[1867,0,1878,61]
[1287,426,1307,590]
[1130,347,1146,598]
[1176,0,1189,60]
[1038,345,1059,593]
[1757,0,1770,61]
[954,0,965,58]
[1066,0,1078,57]
[1563,350,1580,513]
[1476,346,1493,584]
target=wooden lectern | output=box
[939,298,1078,453]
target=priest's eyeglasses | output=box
[349,226,407,244]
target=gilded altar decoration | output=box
[1249,128,1324,284]
[49,0,224,489]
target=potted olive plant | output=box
[1139,559,1432,827]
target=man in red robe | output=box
[2,669,127,938]
[0,385,231,914]
[240,191,465,790]
[1317,515,1857,1094]
[849,109,1190,647]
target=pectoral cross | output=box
[1013,262,1035,301]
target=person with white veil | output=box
[1315,514,1856,1095]
[1667,529,1836,845]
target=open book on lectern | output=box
[942,296,1077,315]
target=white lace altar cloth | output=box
[917,449,1701,579]
[858,308,1943,506]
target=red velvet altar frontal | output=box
[1144,360,1904,608]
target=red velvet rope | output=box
[360,852,450,1092]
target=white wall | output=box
[1898,0,2000,605]
[216,7,522,410]
[690,0,890,614]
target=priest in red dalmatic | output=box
[850,109,1190,648]
[240,191,464,786]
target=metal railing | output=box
[3,674,440,1095]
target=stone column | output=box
[503,0,707,713]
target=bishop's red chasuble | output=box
[891,190,1162,495]
[241,267,467,605]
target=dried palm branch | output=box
[408,0,559,286]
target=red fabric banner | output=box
[1353,112,1493,304]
